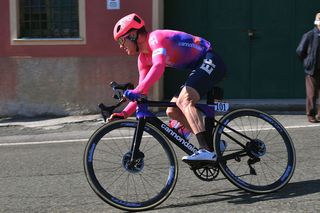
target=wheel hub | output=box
[122,151,144,173]
[247,139,266,157]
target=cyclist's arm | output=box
[122,55,152,116]
[133,49,166,93]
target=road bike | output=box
[83,82,296,211]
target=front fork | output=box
[129,118,146,162]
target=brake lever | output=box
[98,103,115,122]
[99,98,127,122]
[98,81,132,122]
[110,81,134,90]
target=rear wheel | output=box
[84,120,178,211]
[214,109,296,193]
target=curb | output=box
[227,99,305,112]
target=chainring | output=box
[192,164,220,181]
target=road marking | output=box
[223,122,320,133]
[0,139,88,146]
[0,136,153,147]
[0,123,319,147]
[286,124,320,129]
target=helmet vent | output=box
[116,25,121,32]
[133,16,141,24]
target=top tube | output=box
[135,99,220,119]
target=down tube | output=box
[147,117,198,155]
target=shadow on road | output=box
[156,179,320,210]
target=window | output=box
[19,0,79,38]
[10,0,86,45]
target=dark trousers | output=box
[305,70,320,116]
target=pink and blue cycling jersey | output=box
[123,29,212,116]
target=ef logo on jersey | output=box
[200,58,216,75]
[149,35,158,46]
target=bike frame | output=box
[129,100,206,160]
[128,100,249,162]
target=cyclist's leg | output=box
[178,86,218,162]
[177,86,209,148]
[166,96,192,131]
[176,88,202,133]
[179,51,226,160]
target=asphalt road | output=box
[0,114,319,213]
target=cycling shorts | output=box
[175,50,226,98]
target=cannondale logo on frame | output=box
[161,124,197,153]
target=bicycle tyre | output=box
[83,119,178,211]
[213,109,296,194]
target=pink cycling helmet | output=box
[113,13,145,41]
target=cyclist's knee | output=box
[177,87,199,109]
[167,107,183,119]
[176,97,194,110]
[166,107,176,117]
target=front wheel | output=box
[213,109,296,194]
[83,119,178,211]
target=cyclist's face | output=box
[118,34,137,55]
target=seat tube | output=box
[205,117,215,151]
[130,117,146,161]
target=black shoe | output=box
[308,116,318,123]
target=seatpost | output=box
[205,87,221,151]
[205,117,215,151]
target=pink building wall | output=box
[0,0,154,117]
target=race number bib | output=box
[213,102,229,112]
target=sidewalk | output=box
[0,99,305,128]
[227,98,305,112]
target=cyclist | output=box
[109,13,226,162]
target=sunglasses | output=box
[117,34,137,46]
[117,35,129,46]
